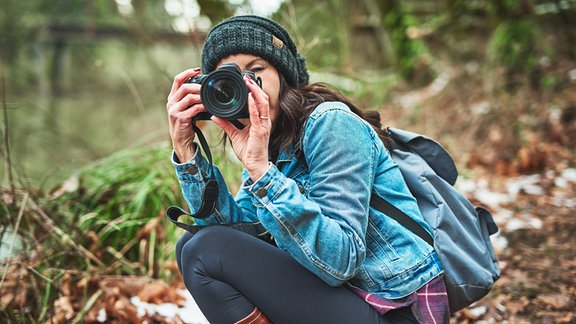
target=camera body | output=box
[186,62,261,123]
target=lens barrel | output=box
[200,63,250,119]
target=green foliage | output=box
[72,144,177,218]
[0,0,38,63]
[487,0,525,24]
[487,20,541,73]
[381,4,434,86]
[37,133,242,276]
[198,0,235,23]
[540,73,560,90]
[342,74,401,111]
[275,1,349,70]
[46,142,185,275]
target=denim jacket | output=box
[172,101,443,299]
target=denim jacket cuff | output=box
[171,143,211,181]
[242,162,281,204]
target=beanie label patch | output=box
[272,35,284,49]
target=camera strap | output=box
[166,123,219,230]
[166,121,275,245]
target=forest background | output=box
[1,0,575,323]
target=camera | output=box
[186,62,262,124]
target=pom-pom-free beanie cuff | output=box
[201,15,309,88]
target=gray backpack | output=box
[373,127,500,312]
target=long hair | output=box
[269,75,393,162]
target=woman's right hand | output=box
[166,68,205,163]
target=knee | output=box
[176,232,193,257]
[175,231,193,272]
[180,226,235,261]
[176,226,236,267]
[179,226,235,286]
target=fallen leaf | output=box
[54,296,75,320]
[537,294,571,309]
[505,297,530,315]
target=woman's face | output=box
[216,54,281,123]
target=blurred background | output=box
[2,0,574,190]
[1,0,575,322]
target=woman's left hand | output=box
[212,75,272,181]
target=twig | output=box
[27,197,105,267]
[1,52,14,192]
[105,245,139,273]
[72,288,103,324]
[104,237,139,273]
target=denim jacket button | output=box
[298,186,305,194]
[256,187,268,197]
[184,165,198,175]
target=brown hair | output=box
[268,75,393,162]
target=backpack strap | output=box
[375,128,438,246]
[370,193,434,246]
[294,122,435,246]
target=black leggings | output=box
[176,226,417,323]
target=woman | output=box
[166,15,449,323]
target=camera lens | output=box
[201,69,248,119]
[208,79,237,106]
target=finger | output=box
[168,68,201,100]
[247,92,263,123]
[167,91,203,114]
[244,76,270,121]
[166,68,204,112]
[182,91,204,110]
[211,116,240,138]
[245,75,269,105]
[169,105,204,136]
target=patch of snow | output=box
[551,197,575,209]
[506,174,544,196]
[131,289,209,324]
[505,214,543,232]
[97,308,107,323]
[569,68,576,81]
[491,232,509,251]
[468,305,488,318]
[526,215,543,230]
[462,170,576,234]
[560,168,576,182]
[474,190,512,207]
[493,208,514,222]
[455,178,477,194]
[505,218,527,232]
[0,227,24,262]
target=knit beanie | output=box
[201,15,310,89]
